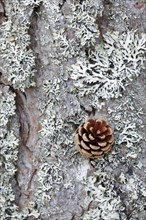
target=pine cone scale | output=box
[83,122,90,130]
[81,148,92,158]
[78,126,84,136]
[98,126,108,134]
[82,133,90,142]
[105,135,114,143]
[101,144,111,152]
[91,150,103,156]
[88,134,95,140]
[80,140,90,150]
[90,144,100,150]
[104,127,113,136]
[98,134,106,139]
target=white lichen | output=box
[109,95,144,162]
[0,86,16,128]
[53,0,102,60]
[0,0,41,90]
[118,122,142,148]
[71,31,146,100]
[36,161,64,205]
[83,172,126,220]
[0,86,17,220]
[40,103,63,139]
[0,0,42,218]
[69,1,100,47]
[119,172,146,207]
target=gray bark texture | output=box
[0,0,146,220]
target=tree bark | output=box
[0,0,146,220]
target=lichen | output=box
[89,94,145,219]
[53,0,101,60]
[0,0,42,218]
[71,31,146,102]
[83,166,145,220]
[36,161,64,206]
[0,0,41,90]
[109,95,144,162]
[83,172,126,220]
[0,85,16,128]
[69,0,100,47]
[36,1,146,218]
[36,76,85,217]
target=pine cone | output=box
[74,119,114,159]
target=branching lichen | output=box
[0,85,16,127]
[83,172,126,220]
[109,95,144,161]
[71,31,146,101]
[0,0,41,90]
[90,94,145,219]
[36,161,64,206]
[69,1,100,47]
[0,0,42,218]
[53,0,102,60]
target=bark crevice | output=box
[14,90,39,207]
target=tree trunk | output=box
[0,0,146,220]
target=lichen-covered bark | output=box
[0,0,146,220]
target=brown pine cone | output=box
[74,119,114,159]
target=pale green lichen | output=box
[36,79,65,211]
[0,131,19,220]
[0,86,17,219]
[40,79,64,145]
[83,169,145,220]
[0,87,23,218]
